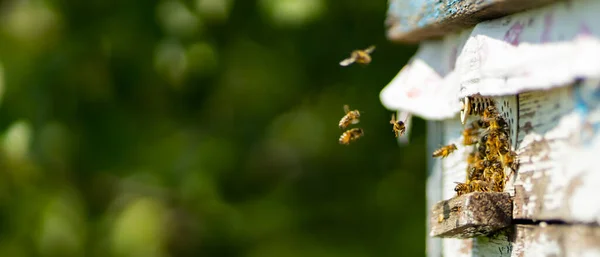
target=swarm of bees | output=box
[455,104,519,196]
[339,45,376,67]
[336,45,409,145]
[431,96,519,197]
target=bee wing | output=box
[364,45,376,54]
[343,104,350,114]
[339,57,355,66]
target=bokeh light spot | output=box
[259,0,325,28]
[156,0,203,37]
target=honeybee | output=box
[454,182,471,196]
[339,45,376,66]
[502,150,519,181]
[495,132,510,155]
[490,167,506,192]
[466,152,480,165]
[432,144,458,158]
[483,161,502,181]
[482,106,509,133]
[467,166,484,181]
[339,105,361,130]
[389,113,407,137]
[462,134,479,146]
[339,128,364,145]
[470,180,491,192]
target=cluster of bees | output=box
[431,96,519,196]
[336,45,408,145]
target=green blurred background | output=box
[0,0,426,256]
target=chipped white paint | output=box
[527,232,562,256]
[426,121,444,257]
[383,1,600,256]
[443,238,472,257]
[380,0,600,122]
[512,83,600,224]
[441,117,469,200]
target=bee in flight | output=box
[389,113,407,137]
[339,45,376,66]
[339,128,364,145]
[339,105,361,130]
[432,144,458,158]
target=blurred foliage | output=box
[0,0,424,256]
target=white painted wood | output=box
[512,224,600,257]
[426,121,444,257]
[514,83,600,224]
[458,0,600,98]
[380,0,600,121]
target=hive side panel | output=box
[511,224,600,256]
[441,117,469,200]
[513,82,600,224]
[426,120,444,257]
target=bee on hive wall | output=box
[389,113,407,137]
[339,45,376,66]
[339,128,364,145]
[338,105,361,130]
[432,144,458,158]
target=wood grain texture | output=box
[427,121,445,257]
[513,82,600,224]
[512,224,600,257]
[437,224,600,257]
[387,0,558,43]
[430,192,512,239]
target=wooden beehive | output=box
[380,0,600,256]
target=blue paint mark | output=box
[389,0,499,34]
[572,79,600,140]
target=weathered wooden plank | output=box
[381,0,600,123]
[457,0,600,98]
[387,0,558,43]
[512,224,600,257]
[513,82,600,224]
[426,120,445,257]
[440,95,518,200]
[430,192,512,239]
[440,224,600,257]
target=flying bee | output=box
[339,128,364,145]
[339,45,376,66]
[454,182,471,196]
[338,105,361,130]
[432,144,458,158]
[389,113,408,137]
